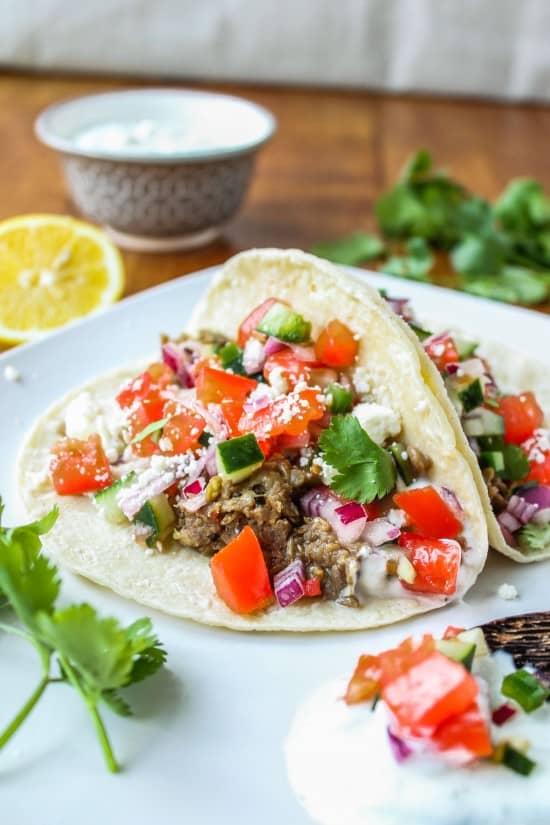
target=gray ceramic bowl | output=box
[35,89,276,252]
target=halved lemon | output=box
[0,214,125,344]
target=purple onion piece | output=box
[498,510,521,535]
[334,501,367,525]
[264,336,287,356]
[362,518,401,546]
[506,494,539,525]
[492,703,517,726]
[273,559,305,607]
[387,727,412,763]
[162,342,194,388]
[516,484,550,516]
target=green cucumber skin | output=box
[463,407,505,437]
[480,451,505,473]
[388,442,414,486]
[216,433,265,481]
[458,379,484,413]
[435,639,476,672]
[257,303,311,343]
[327,383,353,414]
[134,493,175,548]
[455,337,478,360]
[94,472,136,524]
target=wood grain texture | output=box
[1,70,550,314]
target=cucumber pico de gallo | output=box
[49,298,472,616]
[384,294,550,556]
[286,626,550,825]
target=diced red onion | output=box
[499,524,517,547]
[243,386,272,414]
[516,485,550,525]
[335,502,367,525]
[180,491,207,512]
[457,358,486,380]
[445,362,461,375]
[383,296,412,321]
[498,510,521,534]
[506,494,539,525]
[301,488,366,544]
[387,727,412,763]
[205,443,219,476]
[192,402,228,441]
[242,337,266,375]
[440,486,464,521]
[287,343,317,362]
[492,703,517,726]
[264,336,287,356]
[183,478,205,496]
[362,518,401,546]
[162,342,194,388]
[273,559,305,607]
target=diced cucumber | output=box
[480,451,505,473]
[436,638,476,672]
[388,442,415,486]
[409,323,432,341]
[216,433,264,482]
[455,336,478,360]
[134,493,175,548]
[501,743,536,776]
[501,444,530,482]
[257,302,311,343]
[463,407,505,437]
[456,627,489,658]
[477,434,505,451]
[218,342,245,374]
[93,472,136,524]
[199,430,213,447]
[458,379,484,413]
[326,383,353,414]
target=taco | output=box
[17,249,488,631]
[382,296,550,563]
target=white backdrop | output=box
[2,0,550,101]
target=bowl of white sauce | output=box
[35,88,276,252]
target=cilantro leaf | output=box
[499,444,530,482]
[451,231,509,277]
[382,237,433,281]
[462,267,549,305]
[0,507,60,625]
[318,415,396,503]
[400,148,433,182]
[518,522,550,554]
[101,690,133,718]
[311,232,385,265]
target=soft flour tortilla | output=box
[412,320,550,564]
[17,249,488,631]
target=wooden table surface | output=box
[2,71,550,314]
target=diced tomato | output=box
[147,361,175,389]
[239,388,325,439]
[398,533,461,596]
[432,700,493,761]
[383,651,478,736]
[263,349,316,389]
[443,625,465,639]
[161,401,206,455]
[117,363,174,429]
[257,438,274,458]
[393,486,463,539]
[220,399,245,437]
[210,526,273,614]
[50,434,112,495]
[526,453,550,485]
[195,366,257,406]
[495,392,544,445]
[238,298,279,347]
[304,577,322,597]
[345,635,436,705]
[314,320,359,368]
[277,431,311,450]
[424,334,459,371]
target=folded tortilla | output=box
[17,249,488,631]
[411,326,550,564]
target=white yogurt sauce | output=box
[286,651,550,825]
[73,118,236,156]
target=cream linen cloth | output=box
[2,0,550,101]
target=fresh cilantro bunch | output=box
[318,415,396,503]
[311,149,550,305]
[0,499,166,772]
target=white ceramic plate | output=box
[1,267,548,824]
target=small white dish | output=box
[35,89,276,252]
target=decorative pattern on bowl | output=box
[61,153,255,239]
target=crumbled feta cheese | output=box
[352,367,371,396]
[158,436,173,452]
[497,583,518,601]
[299,446,314,468]
[3,364,21,382]
[312,455,337,485]
[524,429,550,465]
[64,391,126,462]
[352,402,401,445]
[267,366,290,396]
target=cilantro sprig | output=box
[318,415,396,503]
[0,500,166,772]
[311,150,550,306]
